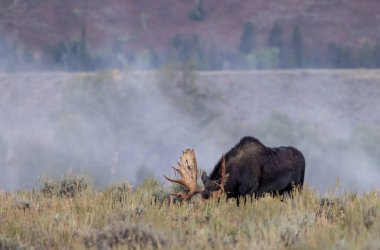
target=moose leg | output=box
[254,190,263,199]
[279,182,295,197]
[236,196,240,207]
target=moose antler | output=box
[164,149,201,201]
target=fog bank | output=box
[0,70,380,193]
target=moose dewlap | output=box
[164,136,305,206]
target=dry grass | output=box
[1,176,380,249]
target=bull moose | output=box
[164,136,305,206]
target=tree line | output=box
[2,21,380,71]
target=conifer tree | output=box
[239,22,255,54]
[289,25,303,67]
[267,22,283,49]
[267,21,284,67]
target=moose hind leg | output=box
[279,182,295,197]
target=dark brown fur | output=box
[201,136,305,206]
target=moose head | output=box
[164,149,227,201]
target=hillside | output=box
[1,0,380,70]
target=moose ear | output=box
[201,171,210,185]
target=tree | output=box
[267,22,285,67]
[73,24,93,71]
[267,22,283,49]
[289,25,303,68]
[358,42,375,68]
[374,41,380,68]
[327,43,355,68]
[170,34,203,66]
[239,22,255,54]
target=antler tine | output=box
[220,154,227,191]
[171,166,181,174]
[209,154,228,192]
[163,166,184,185]
[163,175,185,186]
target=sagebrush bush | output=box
[0,234,26,250]
[40,175,89,198]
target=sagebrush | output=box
[0,176,379,249]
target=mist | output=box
[0,69,379,193]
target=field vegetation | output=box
[1,175,380,249]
